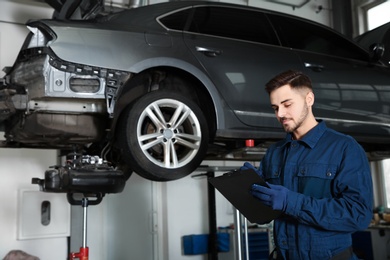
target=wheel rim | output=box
[136,98,202,169]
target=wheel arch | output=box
[112,65,223,141]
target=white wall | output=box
[0,148,67,259]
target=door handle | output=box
[196,46,222,57]
[304,62,325,72]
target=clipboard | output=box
[208,168,281,223]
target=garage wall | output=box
[0,148,68,260]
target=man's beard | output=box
[280,104,309,133]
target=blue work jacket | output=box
[259,120,373,259]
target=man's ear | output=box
[306,91,315,106]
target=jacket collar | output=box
[283,120,326,149]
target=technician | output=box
[242,70,373,259]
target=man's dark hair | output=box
[265,70,312,95]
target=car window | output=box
[159,8,192,31]
[186,6,279,45]
[268,14,370,61]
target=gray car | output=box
[1,0,390,181]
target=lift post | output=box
[70,197,90,260]
[67,193,102,260]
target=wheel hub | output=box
[163,128,174,139]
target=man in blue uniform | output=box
[243,70,373,259]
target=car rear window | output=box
[159,8,192,31]
[268,14,369,61]
[186,6,279,45]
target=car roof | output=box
[97,1,262,31]
[100,1,333,31]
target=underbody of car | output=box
[1,47,130,145]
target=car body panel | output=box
[300,52,390,128]
[184,34,302,130]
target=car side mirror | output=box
[369,43,385,62]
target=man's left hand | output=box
[251,183,289,211]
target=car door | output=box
[182,5,303,129]
[268,13,390,139]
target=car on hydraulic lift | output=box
[1,0,390,182]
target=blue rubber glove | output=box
[240,162,262,177]
[251,183,289,211]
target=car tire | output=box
[117,90,209,181]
